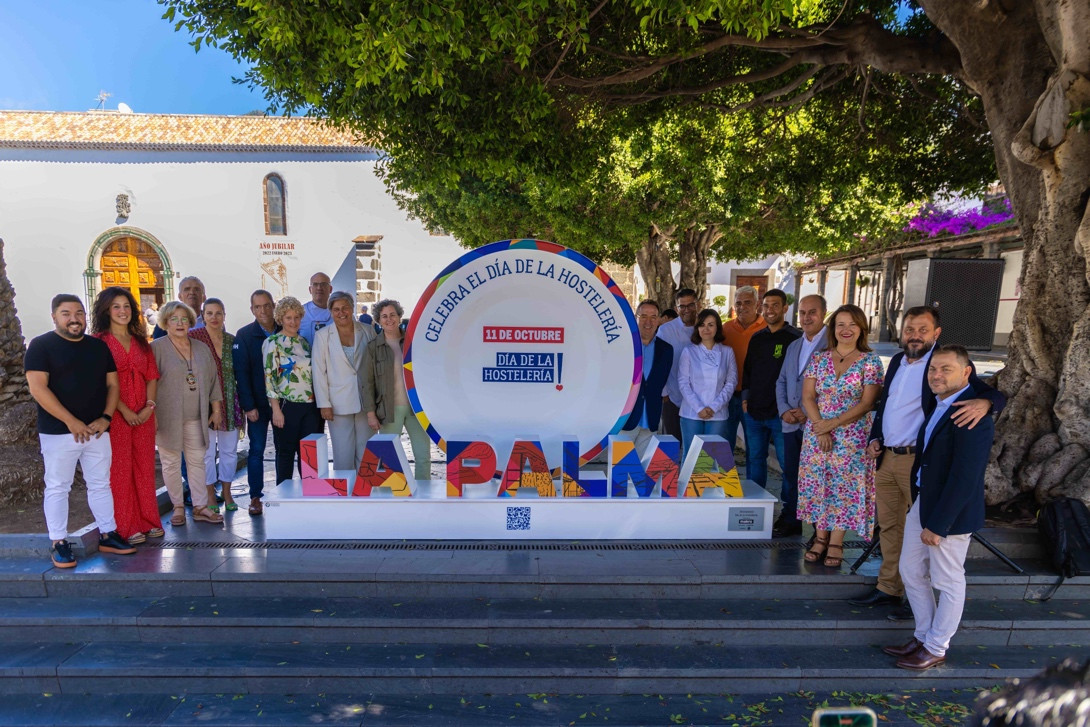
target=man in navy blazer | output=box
[621,300,674,456]
[232,290,280,515]
[773,294,828,537]
[851,306,1005,613]
[883,345,993,670]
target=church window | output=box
[264,174,286,235]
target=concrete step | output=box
[0,596,1085,648]
[0,640,1078,695]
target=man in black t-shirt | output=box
[25,294,136,568]
[741,289,801,490]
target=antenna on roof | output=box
[95,90,111,110]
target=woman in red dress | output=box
[91,287,161,543]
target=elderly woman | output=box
[312,291,375,471]
[262,296,323,488]
[189,298,245,512]
[362,299,431,480]
[677,308,738,462]
[151,301,223,526]
[91,286,161,543]
[798,304,884,568]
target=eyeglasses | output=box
[167,316,189,324]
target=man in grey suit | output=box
[773,294,828,537]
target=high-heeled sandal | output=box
[824,543,844,568]
[804,535,829,562]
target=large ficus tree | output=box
[167,0,1090,505]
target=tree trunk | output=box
[676,223,721,304]
[919,1,1090,506]
[635,223,676,307]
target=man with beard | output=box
[655,288,699,442]
[849,306,1004,616]
[152,276,205,339]
[25,294,136,568]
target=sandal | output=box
[824,543,844,568]
[170,506,186,527]
[248,498,263,516]
[804,535,829,563]
[192,506,224,524]
[225,502,238,512]
[147,527,165,538]
[126,531,146,544]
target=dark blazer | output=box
[232,320,279,416]
[623,338,674,431]
[909,388,994,537]
[870,350,1006,446]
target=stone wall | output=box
[600,262,640,309]
[354,235,383,315]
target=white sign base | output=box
[263,479,777,540]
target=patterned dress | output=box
[188,328,244,430]
[262,333,315,403]
[96,333,161,538]
[797,350,884,538]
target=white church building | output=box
[0,110,465,339]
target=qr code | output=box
[506,506,531,531]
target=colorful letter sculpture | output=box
[353,434,416,497]
[498,440,556,497]
[446,441,497,497]
[299,434,349,496]
[561,438,607,497]
[608,435,680,498]
[680,434,743,497]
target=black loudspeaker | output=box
[903,258,1004,350]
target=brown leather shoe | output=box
[248,497,263,516]
[896,646,946,670]
[882,637,922,658]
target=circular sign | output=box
[404,239,641,462]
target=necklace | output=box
[169,337,197,391]
[834,347,857,364]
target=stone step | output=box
[0,640,1077,695]
[1,551,1080,601]
[0,596,1085,648]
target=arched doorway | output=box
[85,227,174,319]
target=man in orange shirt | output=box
[721,285,766,451]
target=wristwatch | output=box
[101,413,112,422]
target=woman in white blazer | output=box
[678,309,738,462]
[312,291,376,470]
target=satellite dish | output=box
[117,103,133,114]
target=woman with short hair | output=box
[151,300,224,526]
[91,286,161,543]
[677,308,738,462]
[312,291,375,471]
[189,298,245,512]
[362,299,431,480]
[798,304,884,568]
[262,296,322,487]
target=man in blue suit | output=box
[882,345,994,671]
[620,300,674,456]
[773,294,827,537]
[232,290,279,516]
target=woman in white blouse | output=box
[678,309,738,462]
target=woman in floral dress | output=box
[91,287,161,543]
[798,304,884,568]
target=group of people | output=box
[622,286,1004,670]
[25,272,431,569]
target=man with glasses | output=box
[655,288,699,443]
[300,272,333,347]
[619,300,674,455]
[722,285,766,452]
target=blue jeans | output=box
[724,392,747,451]
[742,413,786,488]
[680,417,728,463]
[247,410,272,499]
[781,428,803,523]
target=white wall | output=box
[0,148,465,339]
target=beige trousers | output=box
[159,420,209,509]
[875,451,915,597]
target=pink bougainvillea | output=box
[905,198,1015,238]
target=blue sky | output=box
[0,1,268,115]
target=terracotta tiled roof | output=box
[0,110,377,152]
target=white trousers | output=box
[204,428,241,484]
[900,500,972,657]
[327,412,372,471]
[39,432,116,541]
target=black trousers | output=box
[660,398,682,441]
[272,400,323,485]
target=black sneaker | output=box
[98,530,137,555]
[887,603,914,621]
[50,540,76,569]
